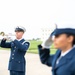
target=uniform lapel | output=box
[19,39,25,43]
[52,50,61,70]
[55,56,67,69]
[55,47,75,69]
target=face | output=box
[15,31,24,39]
[53,34,73,50]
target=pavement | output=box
[0,50,52,75]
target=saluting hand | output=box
[41,24,57,49]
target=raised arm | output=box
[13,40,30,51]
[38,29,56,66]
[1,38,11,48]
[38,45,55,67]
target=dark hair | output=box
[66,34,75,46]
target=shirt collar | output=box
[16,38,23,41]
[61,46,75,57]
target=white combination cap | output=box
[15,26,26,32]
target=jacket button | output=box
[12,57,14,59]
[19,61,20,63]
[12,43,14,44]
[15,46,16,48]
[13,50,15,52]
[12,54,14,56]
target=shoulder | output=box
[22,39,30,46]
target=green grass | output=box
[27,40,57,54]
[0,40,57,54]
[27,40,41,54]
[29,40,42,50]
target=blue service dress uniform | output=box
[38,45,75,75]
[1,38,30,75]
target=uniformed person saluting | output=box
[38,24,75,75]
[1,26,30,75]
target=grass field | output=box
[0,40,57,54]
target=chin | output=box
[54,45,59,49]
[54,47,58,49]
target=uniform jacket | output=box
[1,39,30,72]
[38,45,75,75]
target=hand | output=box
[3,36,8,40]
[9,37,15,41]
[41,36,53,49]
[41,24,57,49]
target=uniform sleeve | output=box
[71,58,75,75]
[13,40,30,51]
[38,45,54,67]
[1,39,11,48]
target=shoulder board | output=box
[22,41,30,45]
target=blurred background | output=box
[0,0,75,40]
[0,0,75,75]
[0,0,75,53]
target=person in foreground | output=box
[38,24,75,75]
[1,26,30,75]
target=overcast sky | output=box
[0,0,75,39]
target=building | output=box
[41,24,56,41]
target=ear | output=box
[68,36,74,43]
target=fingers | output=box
[41,37,53,49]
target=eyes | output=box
[55,35,60,38]
[52,35,60,40]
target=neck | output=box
[61,45,73,53]
[16,38,23,40]
[16,37,22,40]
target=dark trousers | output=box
[10,70,25,75]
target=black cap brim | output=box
[51,28,75,36]
[15,28,24,32]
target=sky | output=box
[0,0,75,39]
